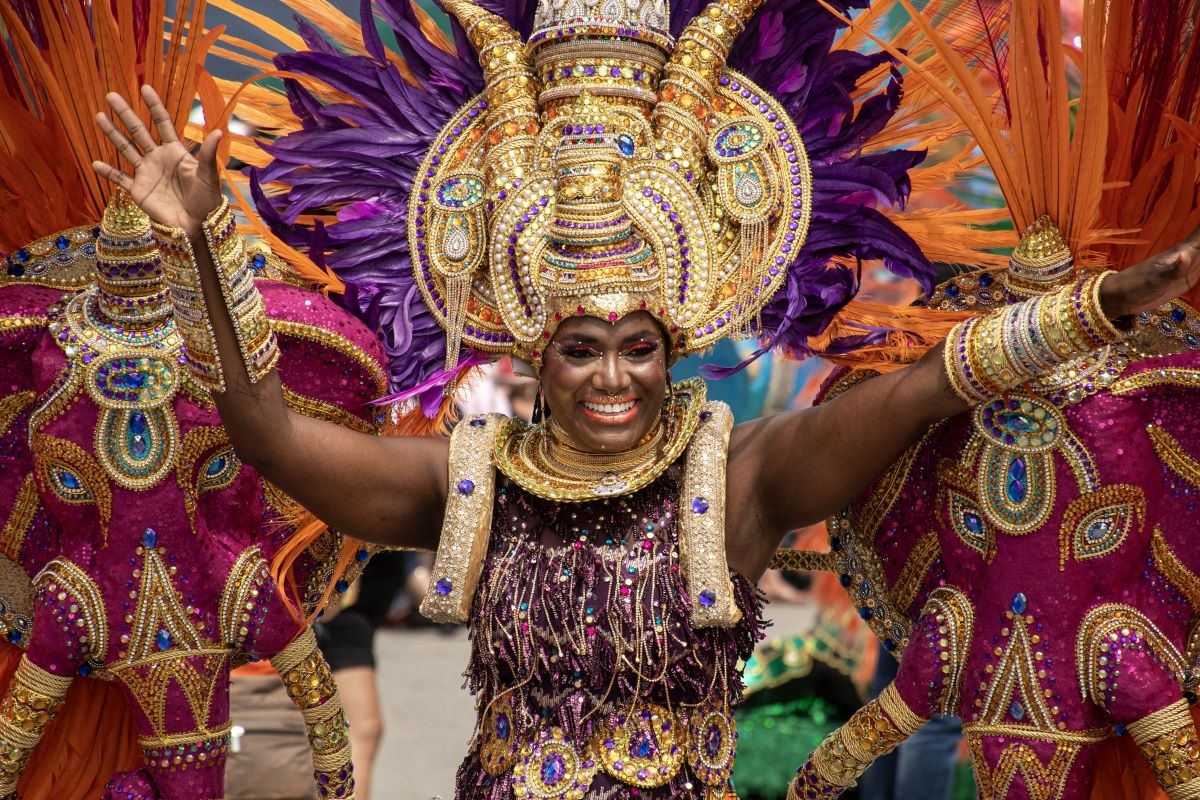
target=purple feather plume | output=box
[251,0,933,397]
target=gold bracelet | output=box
[153,199,280,393]
[944,272,1126,404]
[1127,699,1200,799]
[0,658,72,793]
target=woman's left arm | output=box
[729,226,1200,572]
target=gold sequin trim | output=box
[680,400,739,629]
[891,531,939,612]
[1149,424,1200,489]
[282,385,372,434]
[1075,603,1186,709]
[1110,367,1200,396]
[27,362,83,438]
[36,558,109,660]
[0,392,33,438]
[422,414,505,623]
[924,587,974,714]
[270,319,387,396]
[0,476,37,562]
[219,547,269,649]
[1151,529,1200,659]
[0,316,47,334]
[175,426,233,525]
[966,736,1080,800]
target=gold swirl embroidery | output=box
[27,362,83,438]
[31,434,112,541]
[891,531,940,612]
[1152,528,1200,612]
[219,547,269,649]
[0,476,38,562]
[1058,485,1145,570]
[966,737,1080,800]
[175,426,232,525]
[1075,603,1186,709]
[1148,424,1200,489]
[270,318,388,397]
[924,586,975,714]
[1110,367,1200,396]
[282,385,372,434]
[0,391,34,437]
[35,558,109,659]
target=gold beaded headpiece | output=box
[93,190,172,329]
[410,0,812,370]
[1006,214,1075,296]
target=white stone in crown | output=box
[532,0,670,37]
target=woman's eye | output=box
[563,346,598,359]
[623,343,658,358]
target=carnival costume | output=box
[135,0,1165,797]
[0,2,388,797]
[784,2,1200,799]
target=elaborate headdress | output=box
[231,0,955,420]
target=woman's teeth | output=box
[582,399,636,414]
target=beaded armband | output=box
[0,657,72,796]
[272,628,356,799]
[787,684,927,799]
[1127,699,1200,800]
[944,271,1125,404]
[153,199,280,393]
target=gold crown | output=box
[415,0,813,370]
[94,190,171,327]
[1007,214,1074,294]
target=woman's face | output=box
[540,311,668,452]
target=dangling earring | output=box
[663,370,674,422]
[532,388,546,424]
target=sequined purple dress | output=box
[455,468,764,800]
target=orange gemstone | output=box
[526,120,538,134]
[661,86,676,101]
[694,104,708,119]
[504,122,519,135]
[490,131,502,145]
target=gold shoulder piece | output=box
[420,413,507,623]
[679,400,740,628]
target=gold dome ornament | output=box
[409,0,812,372]
[1005,214,1076,296]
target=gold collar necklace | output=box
[495,378,706,501]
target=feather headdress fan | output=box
[207,0,1014,424]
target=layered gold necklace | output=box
[495,378,705,501]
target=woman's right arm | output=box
[93,86,448,550]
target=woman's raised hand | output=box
[91,85,223,236]
[1101,225,1200,318]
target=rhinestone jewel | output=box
[443,226,471,262]
[458,479,475,495]
[142,528,158,549]
[734,173,764,205]
[691,497,709,514]
[435,577,453,596]
[1011,593,1027,615]
[156,630,172,651]
[698,589,717,607]
[1009,701,1025,721]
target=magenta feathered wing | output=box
[250,0,932,398]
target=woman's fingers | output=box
[195,129,223,177]
[91,159,134,191]
[95,112,144,169]
[106,91,158,153]
[141,85,180,144]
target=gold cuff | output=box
[1127,699,1200,799]
[944,271,1124,404]
[789,684,927,798]
[0,658,72,793]
[153,199,280,393]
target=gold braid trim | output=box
[0,391,33,438]
[1110,367,1200,396]
[789,684,927,798]
[768,549,837,573]
[0,658,72,793]
[271,628,356,800]
[0,475,38,562]
[892,531,940,612]
[1127,700,1200,799]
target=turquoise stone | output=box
[1006,456,1027,503]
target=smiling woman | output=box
[81,0,1200,796]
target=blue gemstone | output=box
[206,456,227,477]
[838,573,852,587]
[91,227,101,238]
[703,724,722,758]
[830,537,842,551]
[946,284,961,297]
[631,732,655,759]
[1114,724,1127,736]
[698,589,717,607]
[58,470,81,490]
[541,754,566,785]
[156,630,172,650]
[252,253,267,269]
[978,273,994,287]
[142,528,158,549]
[691,497,709,514]
[55,235,70,250]
[1009,701,1025,720]
[435,577,453,596]
[458,479,475,495]
[469,417,486,427]
[496,712,510,741]
[78,662,92,676]
[1171,307,1187,323]
[7,630,20,644]
[130,435,148,458]
[125,371,145,389]
[1085,520,1110,542]
[356,549,369,563]
[335,580,350,593]
[16,248,30,262]
[997,412,1035,433]
[883,638,896,651]
[963,512,984,536]
[129,411,147,435]
[859,607,873,620]
[1011,592,1027,615]
[7,262,24,277]
[616,134,636,156]
[1006,456,1027,503]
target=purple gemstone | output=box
[458,479,475,494]
[692,496,709,514]
[435,577,453,596]
[698,589,717,607]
